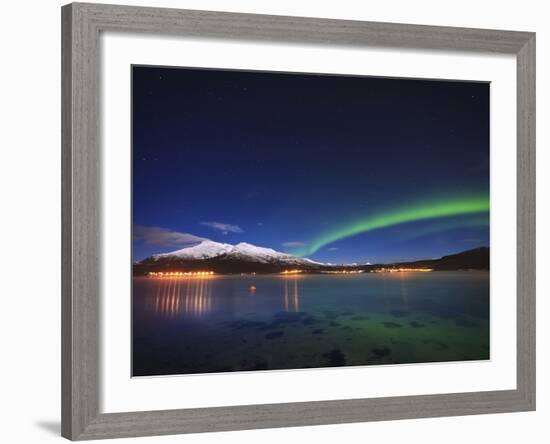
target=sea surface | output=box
[132,272,489,376]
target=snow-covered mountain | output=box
[151,240,323,266]
[153,240,234,260]
[133,242,489,275]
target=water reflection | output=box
[283,277,300,312]
[398,272,410,309]
[133,272,490,376]
[149,277,213,317]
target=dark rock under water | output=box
[264,331,284,340]
[383,322,403,328]
[322,349,347,366]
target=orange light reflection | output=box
[150,276,213,317]
[283,277,300,312]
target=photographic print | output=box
[132,66,490,377]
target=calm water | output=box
[132,272,489,376]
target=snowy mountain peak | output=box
[234,242,287,257]
[153,240,233,260]
[150,239,323,265]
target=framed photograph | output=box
[62,2,535,440]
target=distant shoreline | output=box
[134,269,489,279]
[133,247,489,276]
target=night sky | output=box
[132,66,489,263]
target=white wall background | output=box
[0,1,546,443]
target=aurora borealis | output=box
[132,66,490,263]
[292,196,489,257]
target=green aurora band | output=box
[295,196,489,257]
[396,213,489,241]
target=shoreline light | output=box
[371,267,433,273]
[148,271,214,277]
[321,269,364,274]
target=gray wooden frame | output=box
[61,2,536,440]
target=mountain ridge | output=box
[133,241,489,275]
[152,239,323,265]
